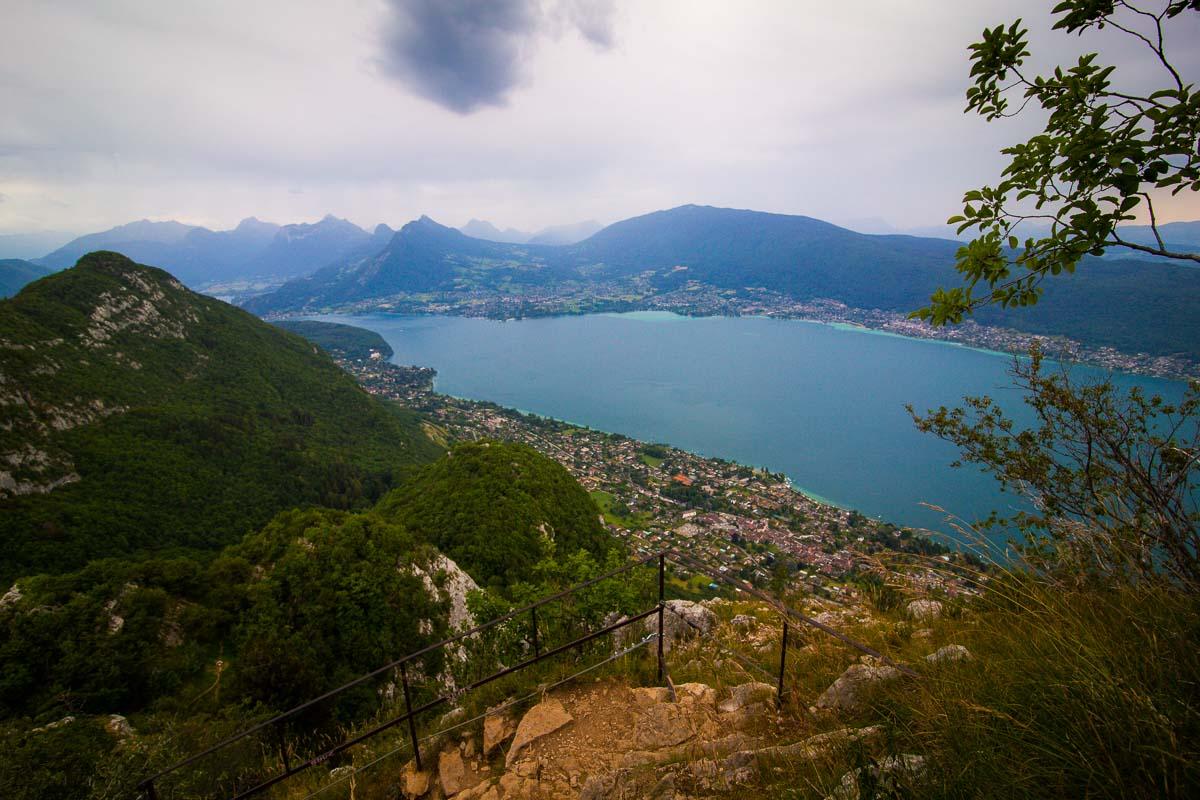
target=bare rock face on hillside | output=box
[411,553,480,632]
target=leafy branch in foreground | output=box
[915,0,1200,325]
[908,345,1200,589]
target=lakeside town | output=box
[269,275,1199,382]
[336,348,981,603]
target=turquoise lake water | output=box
[315,312,1188,540]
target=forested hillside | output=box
[0,252,441,581]
[377,441,612,589]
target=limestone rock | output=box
[906,599,943,622]
[439,748,467,796]
[31,715,75,734]
[105,714,134,740]
[483,709,516,756]
[631,701,699,750]
[0,583,22,609]
[631,686,672,707]
[815,664,901,711]
[826,753,926,800]
[718,681,776,713]
[675,682,716,707]
[401,760,431,799]
[926,644,972,664]
[731,614,756,631]
[640,600,717,652]
[411,554,480,632]
[506,697,573,767]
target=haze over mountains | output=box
[245,205,1200,361]
[458,218,605,245]
[34,215,391,289]
[7,203,1199,362]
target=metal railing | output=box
[138,549,916,799]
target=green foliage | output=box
[917,1,1200,324]
[377,441,613,589]
[460,548,653,683]
[273,319,394,361]
[229,508,447,715]
[0,252,441,581]
[0,716,113,800]
[909,344,1200,589]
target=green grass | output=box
[749,576,1200,799]
[639,452,664,469]
[589,490,654,529]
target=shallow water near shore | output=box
[313,311,1188,541]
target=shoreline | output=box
[305,306,1197,384]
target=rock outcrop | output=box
[815,664,902,711]
[906,599,943,622]
[505,697,574,767]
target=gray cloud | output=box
[379,0,615,113]
[554,0,616,49]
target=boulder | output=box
[105,714,134,740]
[815,664,901,711]
[718,682,776,713]
[645,600,717,652]
[675,682,716,707]
[731,614,756,632]
[505,697,573,767]
[826,753,926,800]
[925,644,972,664]
[439,748,465,795]
[906,599,943,622]
[401,760,431,799]
[483,708,516,756]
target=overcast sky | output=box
[1,0,1197,236]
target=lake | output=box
[311,312,1188,540]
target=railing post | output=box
[400,662,422,771]
[657,551,666,684]
[777,619,789,709]
[658,553,665,603]
[530,606,540,658]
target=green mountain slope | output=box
[0,251,441,582]
[377,441,612,589]
[274,319,394,360]
[0,259,53,298]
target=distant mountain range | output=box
[458,218,604,245]
[34,215,387,288]
[0,258,52,297]
[246,204,1200,361]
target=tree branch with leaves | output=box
[909,345,1200,590]
[914,0,1200,326]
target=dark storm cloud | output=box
[379,0,615,114]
